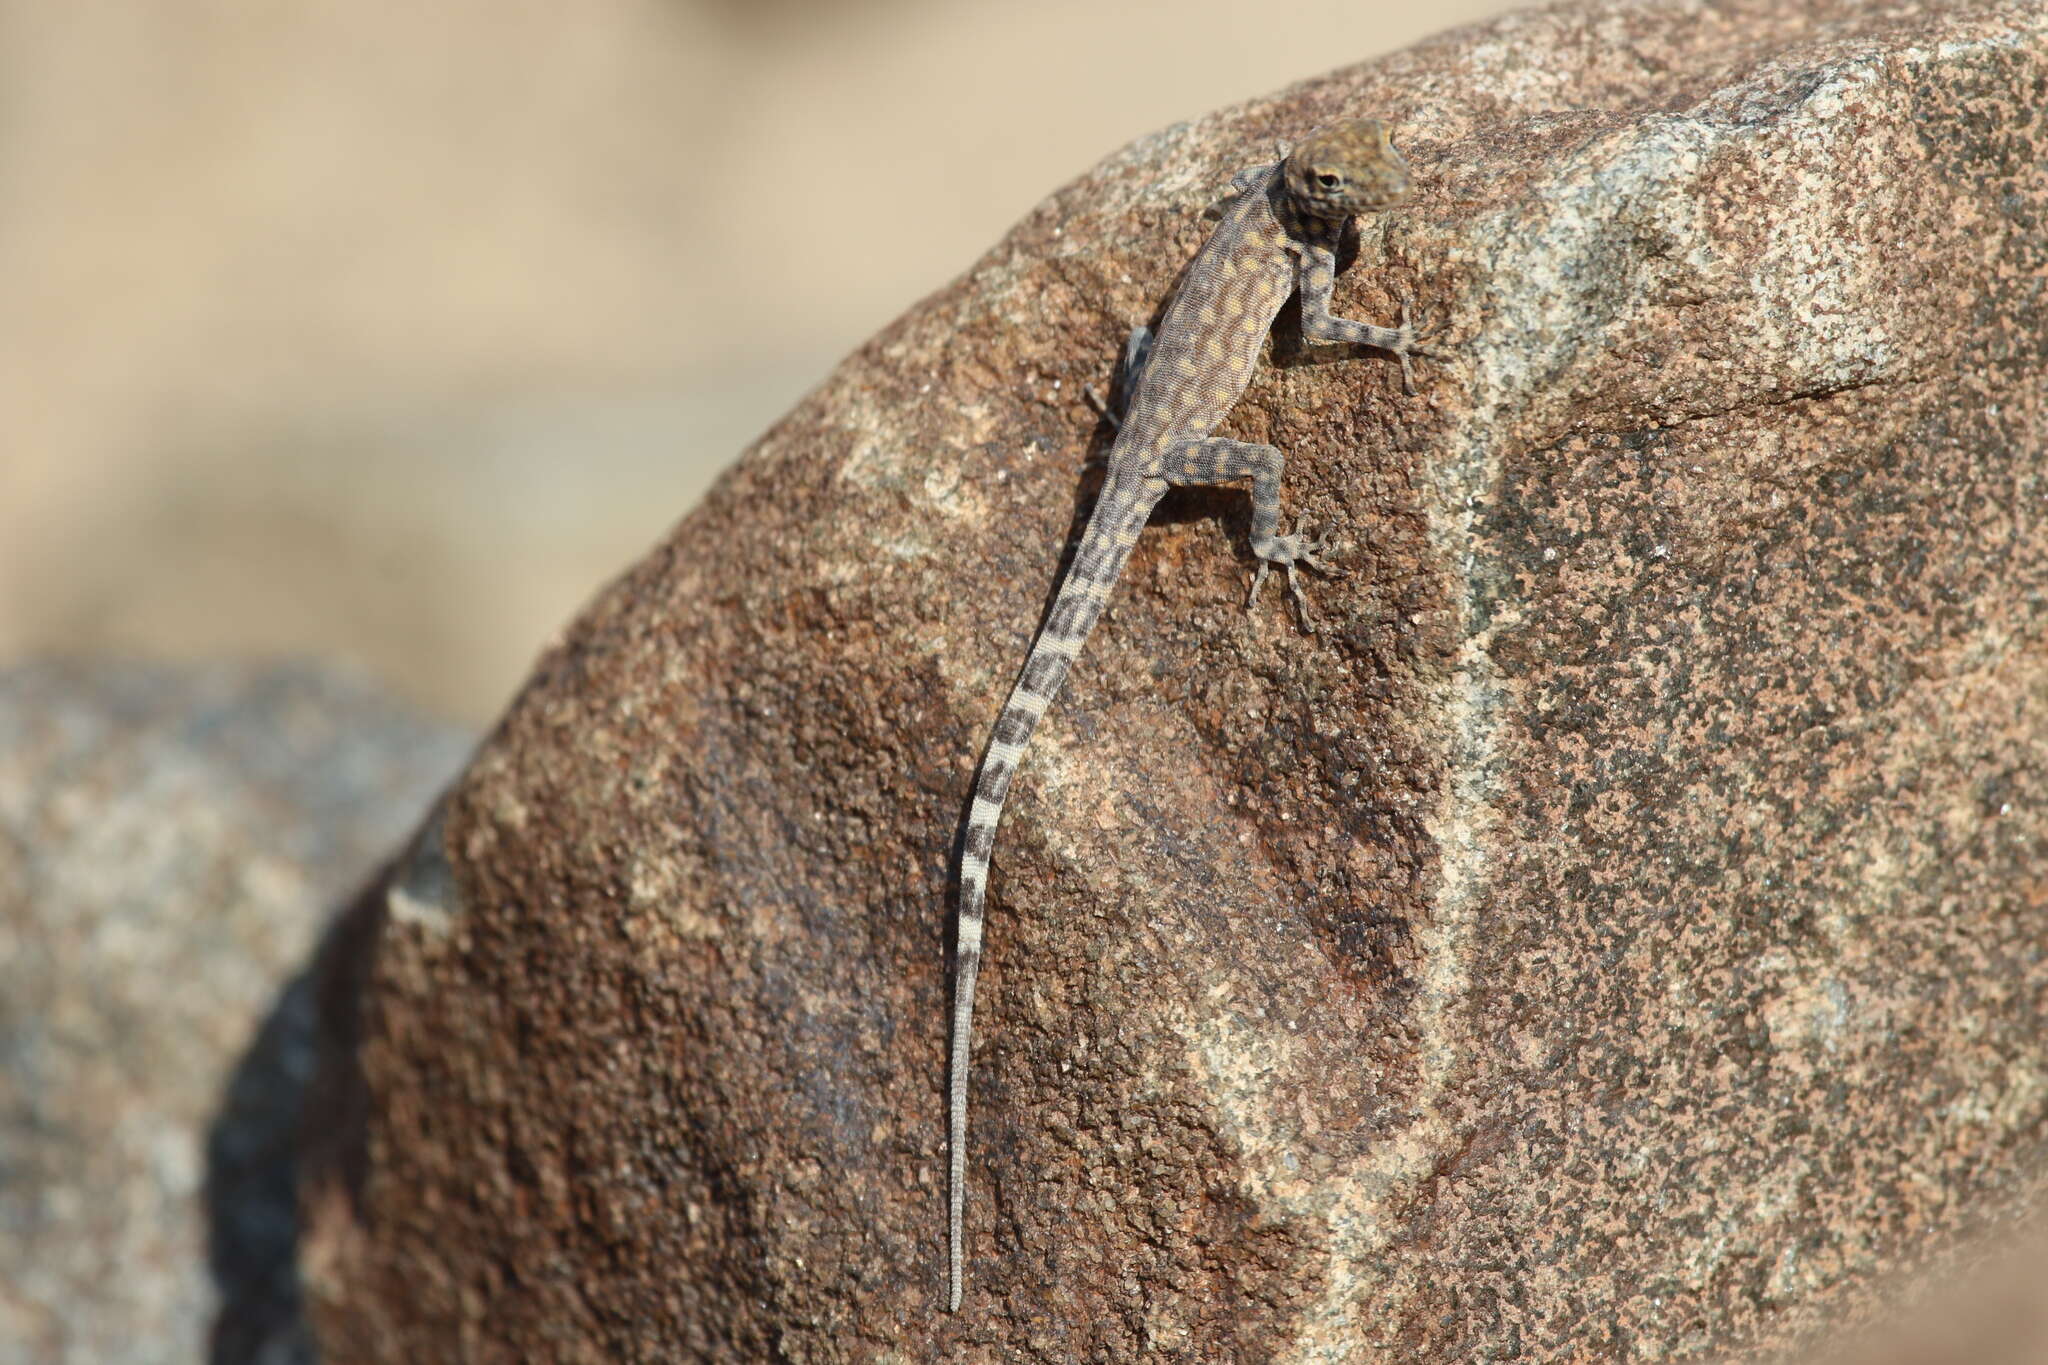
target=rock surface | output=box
[0,663,466,1364]
[300,0,2048,1359]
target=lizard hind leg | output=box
[1083,324,1155,444]
[1247,515,1341,632]
[1110,323,1157,423]
[1164,436,1341,632]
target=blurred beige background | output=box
[0,0,1517,725]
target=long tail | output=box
[948,481,1154,1311]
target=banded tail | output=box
[948,474,1159,1311]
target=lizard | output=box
[945,118,1433,1313]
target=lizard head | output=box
[1283,119,1411,220]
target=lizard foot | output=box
[1390,293,1456,396]
[1247,518,1342,633]
[1392,294,1429,396]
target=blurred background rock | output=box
[0,0,1517,726]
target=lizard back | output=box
[1116,167,1302,468]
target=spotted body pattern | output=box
[946,120,1430,1311]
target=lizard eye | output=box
[1317,173,1342,188]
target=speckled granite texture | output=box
[300,1,2048,1359]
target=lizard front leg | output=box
[1164,436,1337,631]
[1293,240,1431,395]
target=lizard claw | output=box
[1409,310,1447,358]
[1297,523,1344,576]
